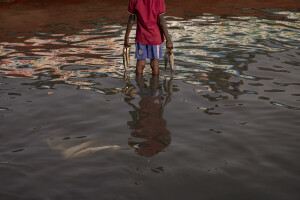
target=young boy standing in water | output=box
[124,0,173,75]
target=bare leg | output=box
[150,59,159,75]
[136,59,146,75]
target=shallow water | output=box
[0,1,300,199]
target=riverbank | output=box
[1,0,299,41]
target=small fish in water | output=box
[123,47,130,71]
[164,49,174,72]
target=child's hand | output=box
[166,40,173,50]
[124,38,131,47]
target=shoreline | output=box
[0,0,299,41]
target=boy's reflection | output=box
[124,74,173,157]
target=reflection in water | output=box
[1,4,300,199]
[124,74,174,157]
[1,10,299,110]
[46,73,175,159]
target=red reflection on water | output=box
[126,75,172,157]
[0,0,299,42]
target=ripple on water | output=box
[0,11,299,111]
[0,7,300,200]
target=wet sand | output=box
[0,0,299,41]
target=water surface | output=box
[0,1,300,199]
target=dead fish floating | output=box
[123,47,130,71]
[164,49,174,72]
[47,138,135,159]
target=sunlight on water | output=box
[0,2,300,199]
[0,11,299,110]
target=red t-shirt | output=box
[128,0,165,45]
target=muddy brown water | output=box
[0,1,300,200]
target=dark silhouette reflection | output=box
[123,73,173,157]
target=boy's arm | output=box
[124,14,136,47]
[159,14,173,49]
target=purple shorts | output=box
[135,42,163,60]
